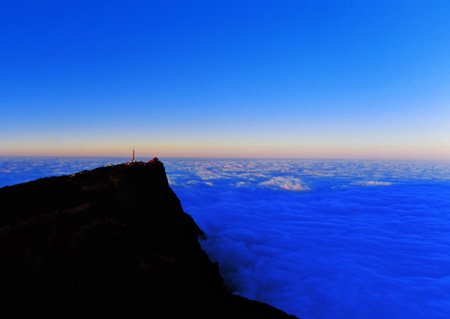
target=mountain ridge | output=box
[0,159,297,318]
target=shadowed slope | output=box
[0,159,297,319]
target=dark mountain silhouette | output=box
[0,159,297,318]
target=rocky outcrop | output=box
[0,159,297,318]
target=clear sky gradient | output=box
[1,1,449,159]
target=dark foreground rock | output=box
[0,160,297,319]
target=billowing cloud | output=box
[356,181,392,186]
[260,177,309,191]
[236,181,250,187]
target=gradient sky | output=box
[1,0,449,159]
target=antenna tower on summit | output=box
[132,147,136,163]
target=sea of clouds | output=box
[1,157,450,319]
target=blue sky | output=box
[1,1,449,158]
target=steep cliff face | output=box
[0,160,297,319]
